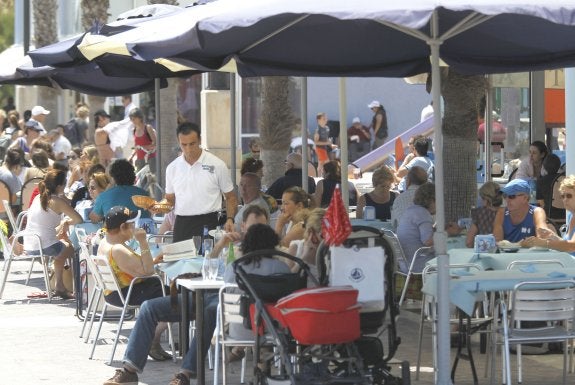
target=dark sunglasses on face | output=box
[503,193,525,200]
[561,193,573,200]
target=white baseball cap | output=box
[352,117,361,124]
[367,100,381,109]
[31,105,50,116]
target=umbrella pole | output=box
[301,77,309,192]
[430,11,452,385]
[230,73,237,188]
[155,78,162,189]
[338,77,349,211]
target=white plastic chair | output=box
[88,254,175,365]
[0,230,52,301]
[77,241,105,344]
[214,283,254,385]
[491,279,575,385]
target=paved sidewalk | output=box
[0,260,569,385]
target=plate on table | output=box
[499,247,520,253]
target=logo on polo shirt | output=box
[202,165,215,173]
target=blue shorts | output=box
[27,241,66,256]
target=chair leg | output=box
[80,285,98,338]
[399,274,411,307]
[40,257,52,302]
[85,291,103,343]
[166,321,176,363]
[108,304,130,365]
[90,303,108,360]
[0,255,13,299]
[24,258,35,285]
[241,353,247,383]
[415,294,427,380]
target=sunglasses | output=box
[561,193,573,200]
[503,193,526,200]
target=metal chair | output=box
[416,263,489,385]
[382,229,433,306]
[1,199,25,232]
[20,177,42,212]
[78,241,105,344]
[0,230,52,301]
[491,279,575,385]
[88,254,175,365]
[214,283,254,385]
[505,259,567,382]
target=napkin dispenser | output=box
[474,234,496,253]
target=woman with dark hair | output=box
[465,181,503,247]
[0,148,23,202]
[129,108,157,173]
[23,169,83,299]
[89,159,150,223]
[224,223,290,284]
[515,140,548,181]
[240,157,263,178]
[313,160,358,208]
[24,149,50,182]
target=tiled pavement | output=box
[0,260,569,385]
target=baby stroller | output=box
[233,250,370,385]
[315,225,410,385]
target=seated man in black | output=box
[266,152,316,200]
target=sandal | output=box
[27,291,48,299]
[226,347,246,363]
[149,344,172,361]
[53,290,75,300]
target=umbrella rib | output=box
[239,14,310,54]
[375,19,430,42]
[441,13,493,41]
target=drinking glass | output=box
[202,257,219,280]
[192,236,202,256]
[203,238,214,257]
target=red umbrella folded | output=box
[322,185,352,246]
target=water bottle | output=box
[213,226,224,246]
[200,225,209,255]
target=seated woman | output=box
[396,183,435,273]
[0,148,24,203]
[356,166,397,221]
[70,163,106,209]
[493,179,550,242]
[24,149,50,182]
[89,159,150,223]
[465,181,503,247]
[514,140,548,181]
[522,175,575,254]
[23,169,83,299]
[288,208,326,282]
[313,160,358,208]
[96,206,171,361]
[275,186,313,248]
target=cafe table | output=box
[177,277,224,385]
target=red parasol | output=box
[321,185,352,246]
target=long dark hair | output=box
[240,224,279,265]
[38,169,66,210]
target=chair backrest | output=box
[0,180,12,214]
[218,283,250,339]
[20,177,42,211]
[382,229,408,271]
[506,259,565,271]
[2,199,17,230]
[510,280,575,325]
[75,227,88,244]
[90,254,126,305]
[79,242,105,290]
[547,173,566,219]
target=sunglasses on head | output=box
[561,193,573,200]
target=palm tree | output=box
[33,0,58,129]
[258,76,296,188]
[441,69,487,222]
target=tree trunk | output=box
[33,0,58,130]
[80,0,109,31]
[441,69,487,222]
[259,77,295,188]
[157,79,179,188]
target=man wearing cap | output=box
[102,206,269,385]
[493,178,551,242]
[347,116,371,161]
[161,122,238,241]
[368,100,388,150]
[29,105,50,135]
[9,120,43,155]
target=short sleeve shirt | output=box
[165,151,234,216]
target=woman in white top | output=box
[24,169,83,299]
[275,186,313,248]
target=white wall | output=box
[307,77,430,138]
